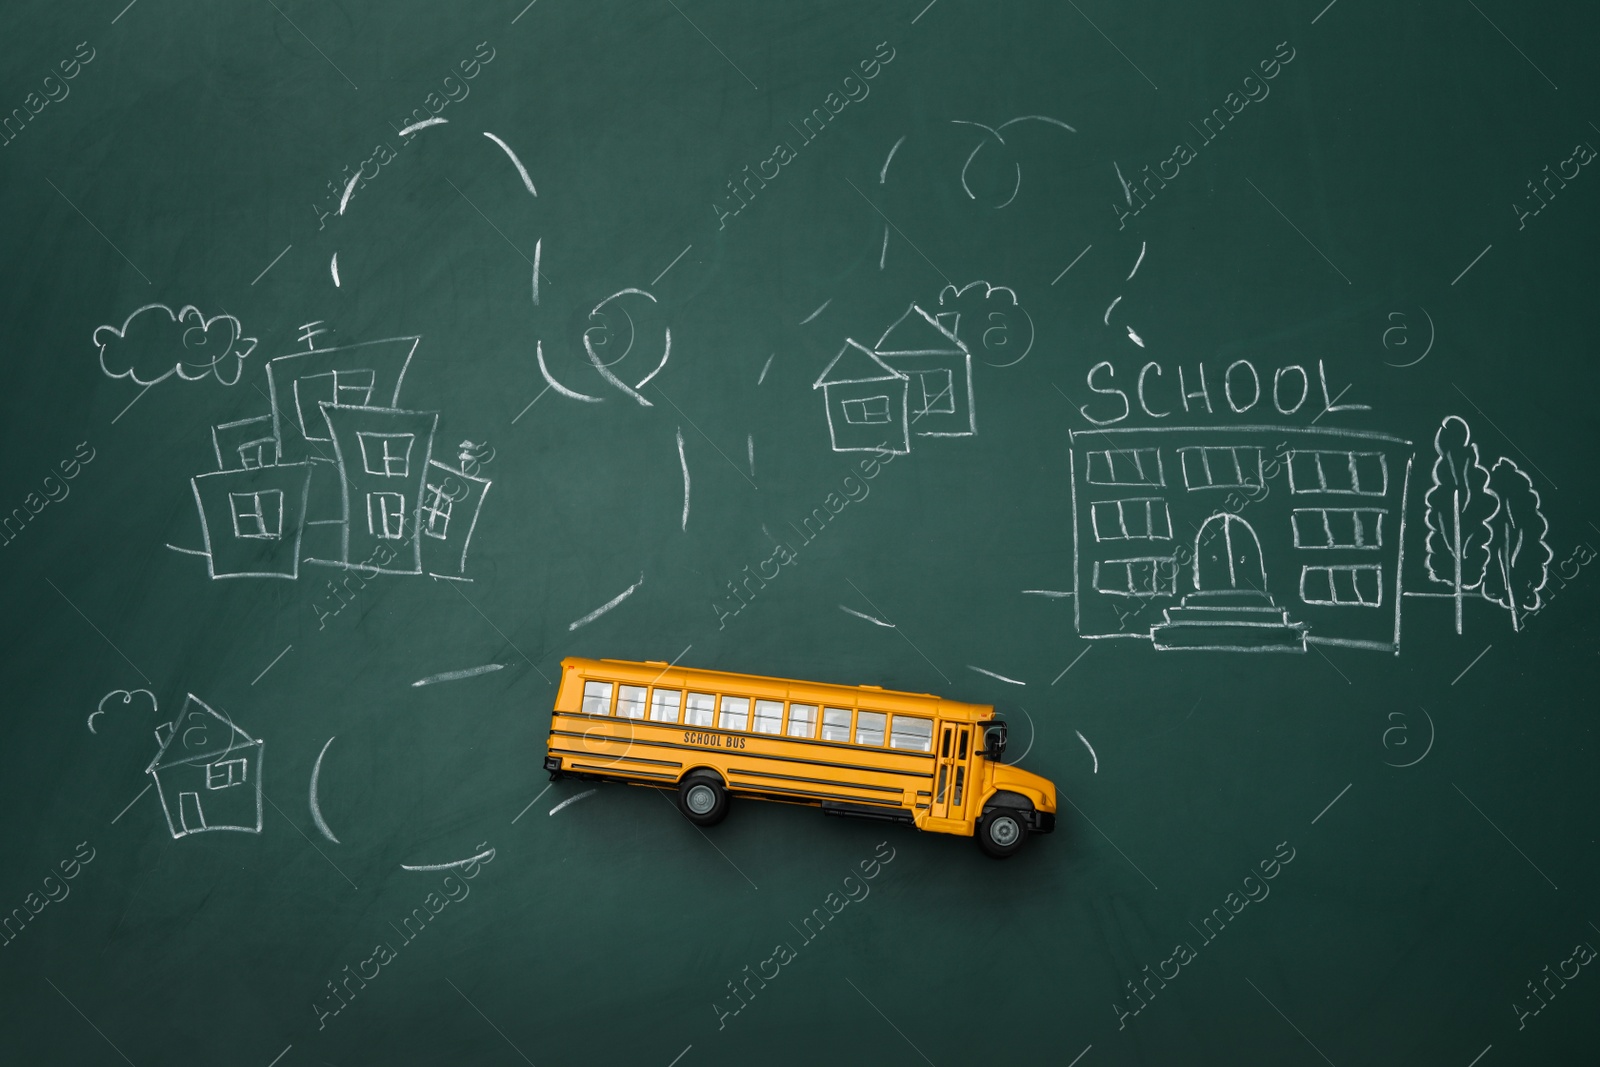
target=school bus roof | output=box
[563,657,996,721]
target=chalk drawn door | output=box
[931,724,972,820]
[179,791,206,834]
[1193,513,1267,593]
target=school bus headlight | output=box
[543,756,562,773]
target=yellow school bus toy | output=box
[543,657,1058,858]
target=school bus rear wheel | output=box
[977,809,1028,859]
[678,772,728,826]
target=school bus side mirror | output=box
[980,722,1008,762]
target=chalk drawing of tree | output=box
[1422,415,1496,633]
[1480,456,1551,632]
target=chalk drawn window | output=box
[753,699,784,735]
[358,432,416,478]
[1291,508,1385,549]
[855,711,887,747]
[719,696,750,732]
[1093,556,1179,597]
[420,483,454,540]
[1085,448,1164,487]
[616,685,647,719]
[889,715,933,752]
[786,703,818,739]
[237,441,270,469]
[229,490,283,540]
[1090,498,1172,541]
[206,757,249,790]
[581,681,614,715]
[334,369,376,406]
[910,369,956,415]
[1178,446,1264,490]
[366,491,407,539]
[821,707,852,742]
[649,688,682,723]
[1288,451,1388,496]
[685,692,716,727]
[1300,564,1384,606]
[841,396,892,425]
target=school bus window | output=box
[953,765,965,804]
[787,704,817,739]
[649,688,681,723]
[957,732,969,759]
[822,707,852,742]
[617,685,646,719]
[855,711,886,746]
[890,715,933,752]
[582,681,613,715]
[940,727,952,758]
[753,699,783,734]
[685,692,715,727]
[719,696,750,731]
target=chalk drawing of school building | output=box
[814,303,975,455]
[1069,427,1414,653]
[146,694,263,838]
[183,334,491,581]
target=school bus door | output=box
[930,722,973,823]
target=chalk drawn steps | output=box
[1149,590,1309,652]
[145,695,263,839]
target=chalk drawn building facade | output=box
[181,334,491,582]
[146,694,263,838]
[1070,426,1414,653]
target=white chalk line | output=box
[512,0,539,23]
[568,574,644,631]
[1022,589,1073,598]
[338,169,361,215]
[550,789,597,816]
[1451,644,1492,685]
[309,737,341,844]
[397,116,447,136]
[483,131,538,196]
[1074,729,1098,773]
[266,1044,293,1067]
[401,846,494,872]
[512,783,553,824]
[1126,240,1146,280]
[879,134,906,183]
[799,298,832,324]
[968,665,1025,685]
[330,252,340,287]
[412,663,506,686]
[677,427,691,530]
[757,353,775,384]
[112,0,138,23]
[840,604,895,628]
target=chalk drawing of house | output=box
[146,694,263,839]
[318,403,439,575]
[813,339,911,455]
[190,462,314,579]
[873,303,975,438]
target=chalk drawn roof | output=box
[873,303,968,357]
[146,694,260,774]
[812,338,909,389]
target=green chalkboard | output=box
[3,0,1598,1064]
